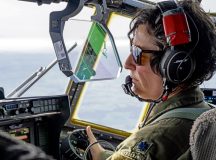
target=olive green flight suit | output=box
[100,87,210,160]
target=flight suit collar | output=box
[145,86,204,125]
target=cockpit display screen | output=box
[8,127,30,143]
[202,88,216,105]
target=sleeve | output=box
[104,139,155,160]
[104,126,190,160]
[99,150,114,160]
[99,118,192,160]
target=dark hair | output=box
[128,0,216,86]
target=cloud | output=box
[0,1,66,38]
[0,38,54,53]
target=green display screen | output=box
[75,23,106,80]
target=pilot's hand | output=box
[86,126,105,160]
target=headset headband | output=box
[157,0,178,13]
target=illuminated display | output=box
[4,103,18,110]
[202,88,216,105]
[204,96,216,104]
[8,128,30,143]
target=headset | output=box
[157,0,196,84]
[122,0,199,102]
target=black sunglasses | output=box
[131,45,163,65]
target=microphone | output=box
[121,75,136,96]
[122,75,149,101]
[122,75,170,103]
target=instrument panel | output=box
[0,96,65,118]
[202,88,216,105]
[0,95,70,159]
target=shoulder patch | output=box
[118,141,153,160]
[134,140,153,154]
[137,141,150,151]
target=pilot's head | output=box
[124,0,216,101]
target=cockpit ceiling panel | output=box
[85,0,215,18]
[83,0,155,18]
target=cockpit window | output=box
[70,14,148,132]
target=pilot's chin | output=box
[132,87,140,96]
[135,90,150,100]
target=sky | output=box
[0,0,130,53]
[0,0,215,53]
[0,0,215,38]
[0,0,95,53]
[0,0,66,38]
[201,0,216,12]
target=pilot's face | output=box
[124,24,164,100]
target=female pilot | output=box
[86,0,216,160]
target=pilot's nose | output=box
[124,54,136,71]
